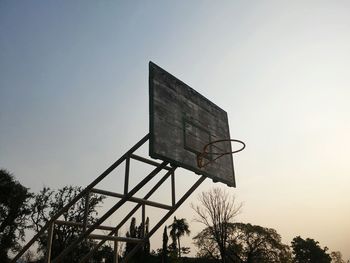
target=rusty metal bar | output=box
[11,134,150,263]
[78,166,176,263]
[89,234,144,243]
[124,157,130,194]
[52,161,168,263]
[130,154,172,170]
[122,175,206,263]
[90,188,172,210]
[54,220,115,231]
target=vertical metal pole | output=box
[114,231,119,263]
[45,222,54,263]
[124,158,130,194]
[171,171,175,207]
[83,191,90,232]
[142,205,145,237]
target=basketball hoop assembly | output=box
[12,62,246,263]
[197,139,246,168]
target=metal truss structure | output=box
[12,134,206,263]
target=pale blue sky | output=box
[1,1,349,259]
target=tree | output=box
[124,217,137,257]
[124,216,151,260]
[30,185,105,262]
[193,223,291,263]
[144,217,150,256]
[93,244,114,263]
[191,187,242,262]
[229,223,291,263]
[169,216,190,258]
[331,251,345,263]
[23,249,36,263]
[193,227,221,260]
[162,226,168,263]
[291,236,331,263]
[0,169,32,262]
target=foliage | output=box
[331,251,346,263]
[193,222,291,263]
[291,236,331,263]
[169,217,191,258]
[162,226,169,263]
[144,217,151,255]
[30,185,105,262]
[124,217,137,256]
[191,187,242,262]
[193,227,222,260]
[124,216,150,261]
[93,244,115,263]
[0,169,32,262]
[229,223,291,263]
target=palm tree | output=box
[169,216,190,258]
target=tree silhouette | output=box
[0,169,32,262]
[291,236,331,263]
[144,217,150,255]
[124,216,151,261]
[330,251,346,263]
[169,216,190,258]
[191,187,242,263]
[193,222,292,263]
[162,226,168,263]
[124,217,137,257]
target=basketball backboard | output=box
[149,62,236,187]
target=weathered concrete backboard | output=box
[149,62,235,187]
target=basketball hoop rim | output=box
[202,139,246,155]
[197,139,246,168]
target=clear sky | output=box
[1,1,349,259]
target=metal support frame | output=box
[11,134,206,263]
[79,166,176,263]
[52,162,169,263]
[90,188,172,210]
[45,222,54,263]
[124,157,130,194]
[141,204,146,237]
[83,192,90,232]
[114,231,119,263]
[11,134,150,263]
[171,170,176,206]
[121,175,206,263]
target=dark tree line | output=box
[291,236,332,263]
[0,170,113,262]
[0,170,32,263]
[193,222,291,262]
[190,187,342,263]
[0,170,348,263]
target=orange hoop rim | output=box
[197,139,246,168]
